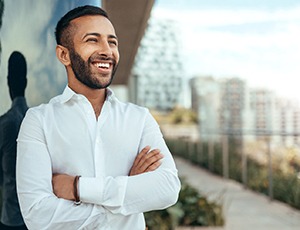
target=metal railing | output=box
[167,130,300,207]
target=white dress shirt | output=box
[16,86,180,230]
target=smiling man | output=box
[16,5,180,230]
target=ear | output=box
[56,45,71,66]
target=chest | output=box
[44,108,143,177]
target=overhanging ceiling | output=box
[102,0,155,85]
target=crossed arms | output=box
[17,108,181,229]
[52,146,163,201]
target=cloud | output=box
[153,5,300,26]
[152,5,300,100]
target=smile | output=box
[93,62,110,69]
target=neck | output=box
[88,89,106,118]
[68,82,106,119]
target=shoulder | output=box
[110,98,159,128]
[22,94,63,125]
[0,110,17,128]
[27,94,63,114]
[0,112,19,137]
[111,97,149,115]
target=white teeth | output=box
[96,63,110,68]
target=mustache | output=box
[89,55,117,65]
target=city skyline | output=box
[153,0,300,102]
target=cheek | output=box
[76,47,94,61]
[84,52,94,63]
[114,50,120,63]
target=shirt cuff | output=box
[79,176,128,207]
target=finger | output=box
[145,160,162,172]
[135,148,160,169]
[129,150,164,176]
[129,146,151,176]
[138,150,163,172]
[132,146,151,168]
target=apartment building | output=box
[129,17,183,111]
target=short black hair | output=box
[55,5,109,47]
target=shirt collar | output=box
[60,85,115,104]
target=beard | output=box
[69,48,118,89]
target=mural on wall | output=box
[0,0,3,58]
[0,0,100,114]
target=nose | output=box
[98,40,113,57]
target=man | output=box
[0,51,28,230]
[16,5,180,230]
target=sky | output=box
[152,0,300,101]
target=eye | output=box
[109,40,118,46]
[86,38,98,43]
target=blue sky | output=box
[155,0,300,10]
[152,0,300,101]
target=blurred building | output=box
[219,78,246,133]
[276,98,300,145]
[191,76,300,146]
[129,17,184,111]
[190,76,221,140]
[191,76,247,141]
[249,89,280,136]
[248,91,300,145]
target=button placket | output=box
[94,134,103,176]
[93,101,111,177]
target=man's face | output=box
[68,15,119,89]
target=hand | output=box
[129,146,164,176]
[52,174,75,201]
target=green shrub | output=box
[145,178,224,230]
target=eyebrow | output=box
[82,32,118,40]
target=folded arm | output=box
[52,146,164,201]
[17,109,180,229]
[56,111,181,215]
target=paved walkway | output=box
[174,157,300,230]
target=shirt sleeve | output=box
[16,109,107,230]
[79,109,181,215]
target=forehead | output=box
[71,15,116,38]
